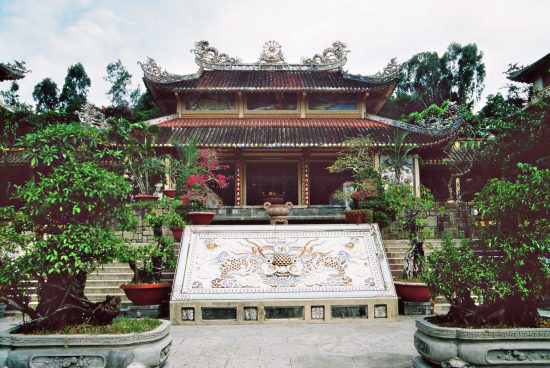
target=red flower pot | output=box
[120,283,172,306]
[171,228,183,242]
[188,211,215,225]
[394,281,430,302]
[134,194,158,202]
[163,189,176,198]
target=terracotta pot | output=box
[163,189,176,198]
[120,283,172,306]
[134,194,158,202]
[188,211,216,225]
[394,280,430,302]
[171,228,183,242]
[263,195,285,205]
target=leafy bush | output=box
[423,164,549,327]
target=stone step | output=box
[88,272,134,281]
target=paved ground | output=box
[0,315,419,367]
[167,316,418,368]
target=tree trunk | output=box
[18,271,120,332]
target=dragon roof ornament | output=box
[344,58,402,85]
[365,102,464,137]
[138,57,199,84]
[191,40,349,71]
[0,60,30,80]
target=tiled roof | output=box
[155,118,455,148]
[148,70,394,92]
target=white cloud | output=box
[1,0,548,110]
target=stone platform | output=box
[171,224,397,324]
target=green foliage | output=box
[0,81,31,112]
[479,95,549,179]
[163,209,186,229]
[381,130,416,184]
[474,164,549,301]
[328,136,374,175]
[380,42,485,119]
[424,164,549,326]
[104,59,137,107]
[59,63,91,113]
[30,317,161,335]
[32,78,60,112]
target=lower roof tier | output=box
[155,117,459,148]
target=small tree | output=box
[423,164,550,327]
[32,78,60,112]
[385,183,435,279]
[0,119,135,331]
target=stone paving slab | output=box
[167,316,418,368]
[0,315,418,367]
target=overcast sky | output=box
[1,0,549,110]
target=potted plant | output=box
[385,182,435,302]
[118,207,177,306]
[175,145,228,225]
[415,165,550,367]
[163,208,186,242]
[124,121,164,202]
[329,138,390,226]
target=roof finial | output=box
[259,41,285,64]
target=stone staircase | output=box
[83,238,450,314]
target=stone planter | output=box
[394,281,430,302]
[0,319,172,367]
[413,316,550,367]
[264,202,293,225]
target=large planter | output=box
[394,281,430,302]
[188,211,215,225]
[0,320,172,367]
[120,283,172,306]
[413,316,550,367]
[264,201,293,225]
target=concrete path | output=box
[167,316,418,368]
[0,315,419,367]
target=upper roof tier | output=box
[140,41,401,114]
[0,61,28,82]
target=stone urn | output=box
[264,201,293,225]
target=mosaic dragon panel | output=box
[172,225,395,300]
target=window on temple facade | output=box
[184,93,236,110]
[308,93,358,110]
[246,93,298,111]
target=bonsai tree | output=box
[385,183,435,280]
[329,137,390,225]
[0,120,135,331]
[116,205,177,284]
[423,164,549,327]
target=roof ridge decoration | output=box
[138,57,200,83]
[365,102,464,137]
[191,40,349,71]
[344,58,401,84]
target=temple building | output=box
[140,41,460,221]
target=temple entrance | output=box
[246,162,298,205]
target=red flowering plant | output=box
[175,148,228,213]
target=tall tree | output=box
[381,43,486,119]
[59,63,91,113]
[32,78,59,112]
[104,59,135,107]
[0,81,21,108]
